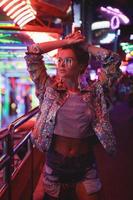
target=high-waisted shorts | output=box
[43,149,102,198]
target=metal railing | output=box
[0,106,40,200]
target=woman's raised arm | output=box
[27,31,85,54]
[25,31,85,103]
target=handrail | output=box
[9,106,39,130]
[0,106,40,200]
[0,155,10,170]
[11,106,39,124]
[13,132,31,155]
[0,133,31,167]
[0,106,39,139]
[0,128,8,134]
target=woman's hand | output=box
[65,31,90,52]
[65,31,85,45]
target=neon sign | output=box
[100,6,130,30]
[120,42,133,54]
[0,0,36,28]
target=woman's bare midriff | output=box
[53,134,92,157]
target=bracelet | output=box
[27,43,43,54]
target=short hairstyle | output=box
[60,44,90,73]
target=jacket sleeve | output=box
[97,51,122,110]
[96,51,122,87]
[24,44,52,104]
[92,82,117,155]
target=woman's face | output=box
[56,48,81,79]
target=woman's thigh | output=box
[75,182,100,200]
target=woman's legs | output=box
[75,182,100,200]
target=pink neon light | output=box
[3,0,19,11]
[1,0,36,28]
[0,0,9,7]
[100,6,130,24]
[8,4,29,16]
[17,13,35,25]
[107,6,120,14]
[19,16,35,28]
[10,3,29,19]
[14,9,32,23]
[110,16,120,30]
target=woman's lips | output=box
[58,70,66,73]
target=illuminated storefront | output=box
[0,29,58,128]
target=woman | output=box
[25,31,121,200]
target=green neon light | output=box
[0,23,15,27]
[0,39,21,44]
[0,33,22,44]
[0,33,11,37]
[0,54,23,59]
[120,42,133,53]
[0,30,19,34]
[0,22,15,27]
[0,52,24,56]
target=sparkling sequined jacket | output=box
[25,49,121,155]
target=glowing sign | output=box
[26,32,59,57]
[130,34,133,40]
[127,63,133,74]
[91,21,110,30]
[120,42,133,54]
[0,33,22,44]
[0,21,15,27]
[110,16,120,30]
[0,0,36,28]
[100,6,130,30]
[100,33,116,44]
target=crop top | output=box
[54,93,94,138]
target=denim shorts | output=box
[43,149,102,198]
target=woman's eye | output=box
[67,58,72,64]
[57,58,62,63]
[65,58,69,63]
